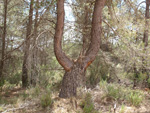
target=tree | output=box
[0,0,8,84]
[22,0,34,88]
[30,0,39,86]
[142,0,150,67]
[54,0,106,98]
[142,0,150,86]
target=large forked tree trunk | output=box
[54,0,106,98]
[0,0,8,83]
[22,0,34,88]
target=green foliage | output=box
[99,79,108,89]
[106,84,121,100]
[147,77,150,87]
[127,91,143,106]
[80,93,98,113]
[100,80,144,106]
[40,90,53,108]
[8,72,22,85]
[19,91,29,100]
[2,81,16,91]
[33,86,40,97]
[0,78,5,88]
[119,104,125,113]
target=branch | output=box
[82,0,106,69]
[54,0,73,71]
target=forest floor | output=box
[0,83,150,113]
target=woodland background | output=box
[0,0,150,113]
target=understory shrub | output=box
[80,93,98,113]
[40,90,53,108]
[99,80,144,106]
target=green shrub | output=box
[40,91,53,108]
[127,91,143,106]
[80,93,98,113]
[9,72,21,85]
[19,91,29,100]
[101,82,125,101]
[106,84,121,100]
[119,104,125,113]
[99,79,108,89]
[147,77,150,87]
[32,86,40,97]
[100,80,144,106]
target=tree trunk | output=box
[142,0,150,87]
[30,0,39,86]
[0,0,8,83]
[142,0,149,71]
[59,63,85,98]
[22,0,34,88]
[54,0,106,98]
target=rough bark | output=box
[143,0,150,47]
[30,0,39,86]
[142,0,150,87]
[59,63,85,98]
[22,0,34,88]
[82,0,106,69]
[79,0,91,57]
[54,0,73,71]
[54,0,106,98]
[142,0,149,72]
[0,0,8,82]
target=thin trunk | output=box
[30,0,39,86]
[142,0,150,87]
[22,0,34,88]
[79,0,90,57]
[0,0,8,83]
[142,0,149,71]
[143,0,149,47]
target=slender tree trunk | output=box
[143,0,150,48]
[22,0,34,88]
[54,0,106,98]
[142,0,150,70]
[0,0,8,83]
[30,0,39,86]
[142,0,150,87]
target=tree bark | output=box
[59,63,85,98]
[142,0,149,73]
[142,0,150,87]
[30,0,39,86]
[54,0,106,98]
[54,0,73,71]
[81,0,106,69]
[143,0,150,47]
[0,0,8,83]
[22,0,34,88]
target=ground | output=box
[0,83,150,113]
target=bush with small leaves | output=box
[40,91,53,108]
[80,93,98,113]
[127,91,143,106]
